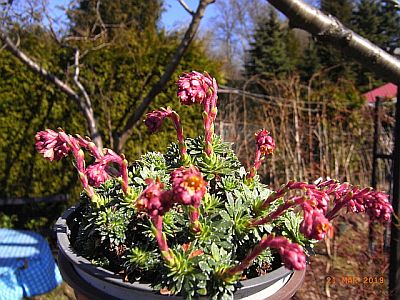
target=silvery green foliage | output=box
[72,135,310,299]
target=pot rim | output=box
[55,205,294,294]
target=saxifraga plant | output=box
[35,71,393,299]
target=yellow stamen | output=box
[181,176,203,195]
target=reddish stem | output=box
[68,137,95,198]
[151,215,175,264]
[250,196,305,227]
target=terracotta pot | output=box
[55,206,306,300]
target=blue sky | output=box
[162,0,217,30]
[46,0,218,32]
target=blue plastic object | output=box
[0,229,62,300]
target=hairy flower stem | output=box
[145,108,190,164]
[225,235,272,276]
[168,111,190,164]
[102,150,130,196]
[247,150,264,180]
[151,216,175,265]
[250,196,305,227]
[261,181,315,210]
[69,143,95,198]
[75,134,103,159]
[121,155,129,195]
[189,206,201,233]
[325,193,353,220]
[203,80,218,157]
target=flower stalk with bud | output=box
[177,71,218,156]
[247,129,276,180]
[36,71,393,299]
[145,107,190,165]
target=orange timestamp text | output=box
[326,275,385,285]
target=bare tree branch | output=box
[178,0,195,15]
[383,0,400,8]
[115,0,215,152]
[41,0,62,44]
[0,30,103,148]
[267,0,400,83]
[95,0,106,32]
[73,49,92,113]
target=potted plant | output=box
[37,71,392,300]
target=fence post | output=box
[369,96,381,253]
[389,86,400,300]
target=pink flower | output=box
[35,129,71,161]
[300,208,331,240]
[260,236,306,270]
[144,108,172,133]
[306,189,329,214]
[247,129,276,180]
[349,189,393,223]
[137,179,173,216]
[177,71,213,105]
[85,162,109,187]
[170,166,207,207]
[144,108,187,157]
[255,129,275,155]
[226,235,306,277]
[278,239,307,270]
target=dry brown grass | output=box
[295,215,389,300]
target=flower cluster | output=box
[136,179,173,217]
[145,107,188,162]
[170,166,207,207]
[35,129,71,161]
[176,71,218,156]
[35,130,129,199]
[247,129,275,180]
[321,181,393,223]
[177,71,213,105]
[255,129,275,156]
[36,71,393,299]
[300,208,331,240]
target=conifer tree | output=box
[68,0,162,36]
[379,0,400,54]
[244,8,293,78]
[351,0,400,87]
[315,0,355,80]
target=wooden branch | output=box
[0,31,103,148]
[267,0,400,83]
[115,0,215,152]
[73,50,92,114]
[383,0,400,8]
[178,0,195,15]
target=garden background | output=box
[1,0,399,298]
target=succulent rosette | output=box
[36,71,393,299]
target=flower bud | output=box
[177,71,213,105]
[85,162,109,187]
[255,129,275,155]
[300,209,331,240]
